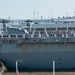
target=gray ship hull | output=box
[0,42,75,69]
[0,52,75,69]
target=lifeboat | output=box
[0,61,7,74]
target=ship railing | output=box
[0,34,25,38]
[0,34,32,38]
[25,37,75,42]
[46,37,75,42]
[0,34,75,43]
[0,34,75,39]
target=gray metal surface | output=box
[0,52,75,69]
[0,42,75,69]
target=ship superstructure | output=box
[0,17,75,69]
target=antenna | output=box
[9,16,10,21]
[50,12,51,19]
[66,12,68,17]
[74,11,75,16]
[48,16,49,19]
[41,16,42,22]
[33,11,35,20]
[37,12,38,20]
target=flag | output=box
[16,61,19,75]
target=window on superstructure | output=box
[59,58,61,60]
[3,40,8,44]
[63,21,69,23]
[59,63,61,64]
[71,21,74,23]
[9,40,12,44]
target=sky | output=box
[0,0,75,19]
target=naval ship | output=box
[0,17,75,69]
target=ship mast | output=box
[3,20,7,34]
[0,19,10,34]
